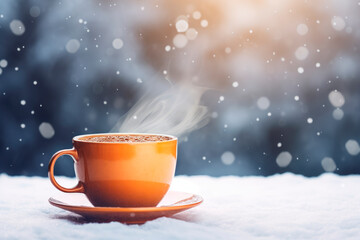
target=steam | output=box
[112,85,209,137]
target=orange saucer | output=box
[49,191,203,224]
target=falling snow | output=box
[257,97,270,110]
[175,19,189,33]
[29,6,41,18]
[332,108,344,120]
[165,45,171,52]
[200,19,208,28]
[192,11,201,20]
[276,151,292,168]
[225,47,232,54]
[38,122,55,139]
[65,39,80,53]
[186,28,198,40]
[345,139,360,156]
[221,151,235,165]
[173,34,188,48]
[0,59,8,68]
[296,23,308,36]
[295,46,309,61]
[321,157,336,172]
[9,20,25,36]
[112,38,124,49]
[331,16,346,31]
[328,90,345,108]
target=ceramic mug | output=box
[48,133,177,207]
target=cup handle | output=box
[48,148,85,193]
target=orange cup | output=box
[48,133,177,207]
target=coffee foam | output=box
[82,135,172,143]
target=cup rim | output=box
[73,133,177,144]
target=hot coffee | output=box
[81,134,172,143]
[49,133,177,207]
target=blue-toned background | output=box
[1,0,359,177]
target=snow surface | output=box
[1,173,359,240]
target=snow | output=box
[331,16,346,31]
[295,46,309,61]
[220,151,235,165]
[29,6,41,18]
[276,151,292,167]
[225,47,232,54]
[332,108,344,120]
[9,20,25,36]
[165,45,171,52]
[257,97,270,110]
[185,28,198,40]
[175,20,189,33]
[38,122,55,139]
[65,39,81,54]
[328,90,345,108]
[200,20,208,28]
[0,59,8,68]
[321,157,337,172]
[296,24,308,36]
[345,140,360,156]
[1,173,360,240]
[192,11,201,20]
[173,34,188,48]
[112,38,124,50]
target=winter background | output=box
[1,1,360,239]
[1,0,360,177]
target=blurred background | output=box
[1,0,359,177]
